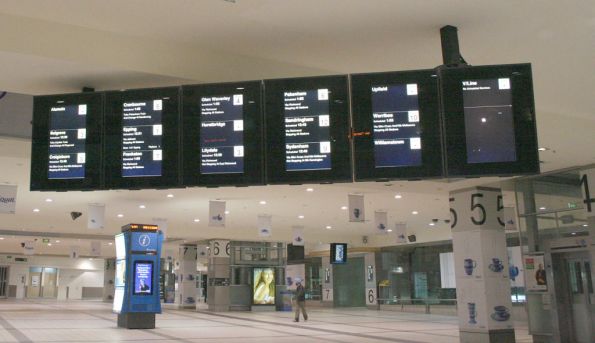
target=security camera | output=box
[432,218,439,223]
[20,242,25,248]
[70,211,82,220]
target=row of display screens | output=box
[30,63,539,191]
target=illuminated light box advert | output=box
[253,267,276,305]
[264,75,351,184]
[182,81,264,186]
[330,243,347,264]
[350,70,443,181]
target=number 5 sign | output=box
[449,187,504,231]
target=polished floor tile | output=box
[0,300,532,343]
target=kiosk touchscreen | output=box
[113,224,163,329]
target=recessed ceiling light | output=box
[56,240,60,243]
[0,237,4,240]
[117,214,124,218]
[47,243,52,246]
[139,205,146,209]
[193,218,200,223]
[166,194,174,198]
[539,207,546,210]
[225,210,230,214]
[538,147,549,151]
[571,232,577,235]
[33,208,40,213]
[481,118,487,123]
[583,224,589,227]
[108,242,113,245]
[412,211,418,215]
[429,222,436,226]
[387,229,393,232]
[259,201,267,205]
[298,215,304,219]
[45,198,53,202]
[341,206,348,210]
[325,225,332,229]
[306,188,314,192]
[394,194,402,199]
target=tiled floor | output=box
[0,300,532,342]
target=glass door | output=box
[0,266,8,298]
[566,253,594,343]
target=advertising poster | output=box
[253,268,275,305]
[134,261,153,295]
[285,264,305,290]
[115,260,126,287]
[524,255,547,291]
[0,185,17,214]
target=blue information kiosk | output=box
[113,223,163,329]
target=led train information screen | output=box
[122,100,163,177]
[182,81,264,186]
[350,70,442,181]
[371,84,422,168]
[103,87,180,189]
[441,63,539,177]
[133,261,153,295]
[30,92,103,191]
[48,104,88,179]
[462,78,516,164]
[264,75,351,184]
[200,94,244,174]
[284,89,331,171]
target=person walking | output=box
[294,279,308,322]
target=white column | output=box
[178,244,198,309]
[450,187,515,343]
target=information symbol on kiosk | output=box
[139,234,151,247]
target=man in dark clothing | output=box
[294,279,308,322]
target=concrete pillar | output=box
[103,258,115,302]
[364,252,378,308]
[207,240,230,311]
[321,256,333,306]
[450,187,515,343]
[178,244,198,309]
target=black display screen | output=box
[462,78,516,164]
[122,99,163,177]
[30,93,103,191]
[350,70,443,181]
[182,81,264,186]
[284,89,331,171]
[200,94,244,174]
[48,104,88,179]
[330,243,347,264]
[371,84,422,168]
[104,87,180,189]
[441,63,539,177]
[264,75,351,184]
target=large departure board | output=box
[441,63,539,177]
[104,87,180,189]
[121,100,163,177]
[264,75,351,184]
[30,92,103,191]
[182,81,264,186]
[284,89,331,171]
[351,70,443,181]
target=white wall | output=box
[0,254,104,299]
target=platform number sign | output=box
[323,288,333,301]
[366,288,377,305]
[211,240,231,257]
[449,188,504,230]
[580,169,595,214]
